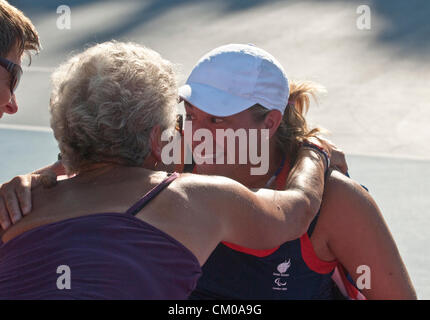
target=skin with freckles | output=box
[0,47,21,119]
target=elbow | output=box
[306,191,323,217]
[295,192,320,236]
[299,204,314,237]
[272,189,323,243]
[300,186,322,219]
[279,197,312,242]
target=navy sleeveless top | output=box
[189,161,341,300]
[0,172,202,299]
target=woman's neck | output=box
[71,162,151,184]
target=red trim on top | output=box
[221,242,280,257]
[300,233,337,274]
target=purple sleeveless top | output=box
[0,172,202,299]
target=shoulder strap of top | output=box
[125,172,180,216]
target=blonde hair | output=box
[250,80,326,158]
[0,0,40,58]
[50,41,178,174]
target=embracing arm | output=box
[193,147,327,250]
[321,171,417,299]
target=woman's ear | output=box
[263,110,283,138]
[147,125,176,172]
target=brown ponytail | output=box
[250,80,327,157]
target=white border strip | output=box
[0,123,52,133]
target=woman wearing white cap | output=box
[0,43,416,300]
[178,44,416,299]
[0,41,332,299]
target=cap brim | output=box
[179,82,257,117]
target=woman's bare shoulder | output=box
[323,169,372,205]
[171,173,253,220]
[173,173,244,197]
[319,169,384,236]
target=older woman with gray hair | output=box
[0,41,329,299]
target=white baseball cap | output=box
[179,43,290,117]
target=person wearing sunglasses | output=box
[0,57,23,94]
[0,0,39,119]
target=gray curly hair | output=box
[50,41,178,174]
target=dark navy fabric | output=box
[189,170,368,300]
[189,211,338,300]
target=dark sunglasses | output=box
[0,57,23,94]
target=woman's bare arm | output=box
[186,147,327,251]
[322,171,417,299]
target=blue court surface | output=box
[1,127,429,299]
[0,128,59,182]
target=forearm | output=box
[251,148,327,242]
[203,147,327,249]
[283,147,326,222]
